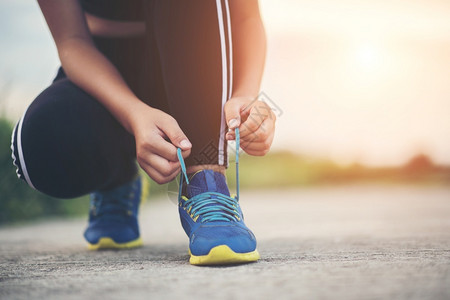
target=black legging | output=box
[11,0,233,198]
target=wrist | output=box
[230,93,257,101]
[231,88,259,100]
[121,98,153,135]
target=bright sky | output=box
[1,0,450,166]
[259,0,450,166]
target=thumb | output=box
[161,117,192,150]
[224,98,245,129]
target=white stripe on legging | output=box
[16,108,36,189]
[216,0,229,165]
[224,0,233,166]
[224,0,233,100]
[10,122,21,179]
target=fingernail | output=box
[228,118,238,128]
[180,139,192,148]
[226,132,234,139]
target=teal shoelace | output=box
[177,128,241,223]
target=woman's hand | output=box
[224,96,276,156]
[130,103,192,184]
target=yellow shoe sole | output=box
[87,237,143,250]
[189,245,260,265]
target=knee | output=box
[11,80,137,199]
[10,81,89,198]
[11,111,79,199]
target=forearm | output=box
[38,0,146,134]
[231,14,266,99]
[58,38,146,133]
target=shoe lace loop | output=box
[182,192,240,222]
[177,128,241,223]
[90,182,137,219]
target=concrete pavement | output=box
[1,185,449,299]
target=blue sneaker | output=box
[84,176,144,250]
[176,128,260,265]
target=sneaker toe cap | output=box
[84,221,139,244]
[189,224,257,256]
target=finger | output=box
[142,165,180,184]
[139,157,181,184]
[239,102,273,137]
[158,116,192,150]
[226,117,273,141]
[241,134,274,156]
[140,161,180,184]
[241,136,274,153]
[144,133,179,162]
[224,99,244,129]
[241,147,269,156]
[150,135,192,162]
[239,105,270,138]
[224,97,256,129]
[139,151,180,176]
[148,153,181,177]
[241,130,274,150]
[226,132,235,140]
[241,117,274,143]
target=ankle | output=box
[186,164,226,175]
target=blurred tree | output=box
[404,153,434,174]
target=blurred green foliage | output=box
[0,118,89,225]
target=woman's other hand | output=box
[224,96,276,156]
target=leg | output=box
[146,0,259,265]
[11,76,137,199]
[146,0,232,168]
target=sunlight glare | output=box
[356,43,380,70]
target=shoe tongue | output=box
[185,170,230,198]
